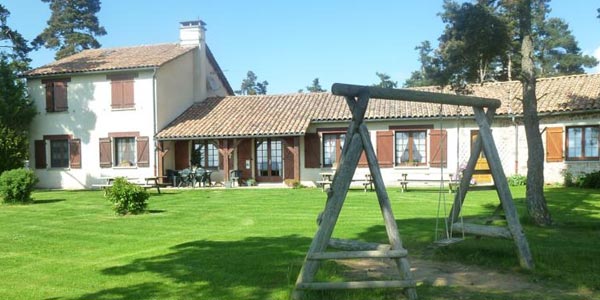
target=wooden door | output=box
[256,138,283,182]
[471,130,493,184]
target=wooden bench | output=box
[317,174,374,192]
[398,173,459,193]
[92,177,163,195]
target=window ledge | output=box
[47,167,71,171]
[113,166,138,169]
[111,107,136,111]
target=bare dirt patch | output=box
[339,258,547,293]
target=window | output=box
[323,133,345,167]
[50,139,69,168]
[108,74,136,109]
[99,134,149,168]
[42,78,70,112]
[395,130,426,166]
[114,137,136,167]
[567,126,599,160]
[192,140,219,168]
[34,135,81,169]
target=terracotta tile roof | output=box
[157,73,600,139]
[24,43,195,76]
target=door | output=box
[471,130,493,184]
[256,138,283,182]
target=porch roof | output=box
[156,73,600,140]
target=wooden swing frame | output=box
[292,83,533,300]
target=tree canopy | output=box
[404,0,597,88]
[236,71,269,95]
[373,72,398,88]
[0,4,30,71]
[32,0,107,60]
[306,78,326,93]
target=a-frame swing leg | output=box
[473,107,534,269]
[293,92,417,299]
[447,107,533,270]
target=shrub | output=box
[576,171,600,189]
[284,179,304,189]
[507,174,527,186]
[0,168,38,203]
[562,170,575,187]
[106,177,149,215]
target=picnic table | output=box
[316,172,374,192]
[92,176,163,194]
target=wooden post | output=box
[473,107,534,269]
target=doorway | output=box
[255,138,283,182]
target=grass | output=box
[0,186,598,299]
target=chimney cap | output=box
[180,20,207,27]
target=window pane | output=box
[395,132,409,165]
[256,140,268,176]
[50,139,69,168]
[271,140,282,176]
[568,128,582,158]
[115,137,136,166]
[323,134,336,166]
[206,143,219,168]
[413,131,426,163]
[585,127,599,157]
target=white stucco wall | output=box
[28,70,158,189]
[156,51,196,131]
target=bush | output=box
[106,177,149,215]
[507,174,527,186]
[284,179,304,189]
[562,170,575,187]
[575,171,600,189]
[0,168,38,203]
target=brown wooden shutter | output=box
[34,140,46,169]
[174,140,190,170]
[53,81,68,111]
[69,139,81,169]
[45,83,54,112]
[358,151,368,167]
[304,133,321,168]
[429,129,447,168]
[376,131,394,168]
[122,80,134,108]
[137,136,150,167]
[111,80,124,108]
[99,138,112,168]
[283,137,295,180]
[546,127,564,162]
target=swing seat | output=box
[434,237,463,246]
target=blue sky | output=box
[4,0,600,94]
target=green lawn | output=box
[0,186,598,299]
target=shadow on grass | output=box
[77,236,311,300]
[146,209,166,214]
[33,199,65,205]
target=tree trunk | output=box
[519,0,552,226]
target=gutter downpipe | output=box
[152,67,158,177]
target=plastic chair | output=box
[179,168,192,187]
[230,170,241,187]
[194,168,207,187]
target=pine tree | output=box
[373,72,397,88]
[236,71,269,95]
[0,4,30,71]
[0,56,37,173]
[32,0,107,60]
[306,78,326,93]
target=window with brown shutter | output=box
[429,129,447,168]
[99,138,112,168]
[304,133,320,168]
[34,140,46,169]
[546,127,564,162]
[565,126,598,161]
[108,74,136,109]
[376,131,394,168]
[137,136,150,167]
[69,139,81,169]
[42,78,70,112]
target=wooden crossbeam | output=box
[308,249,408,260]
[297,280,417,290]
